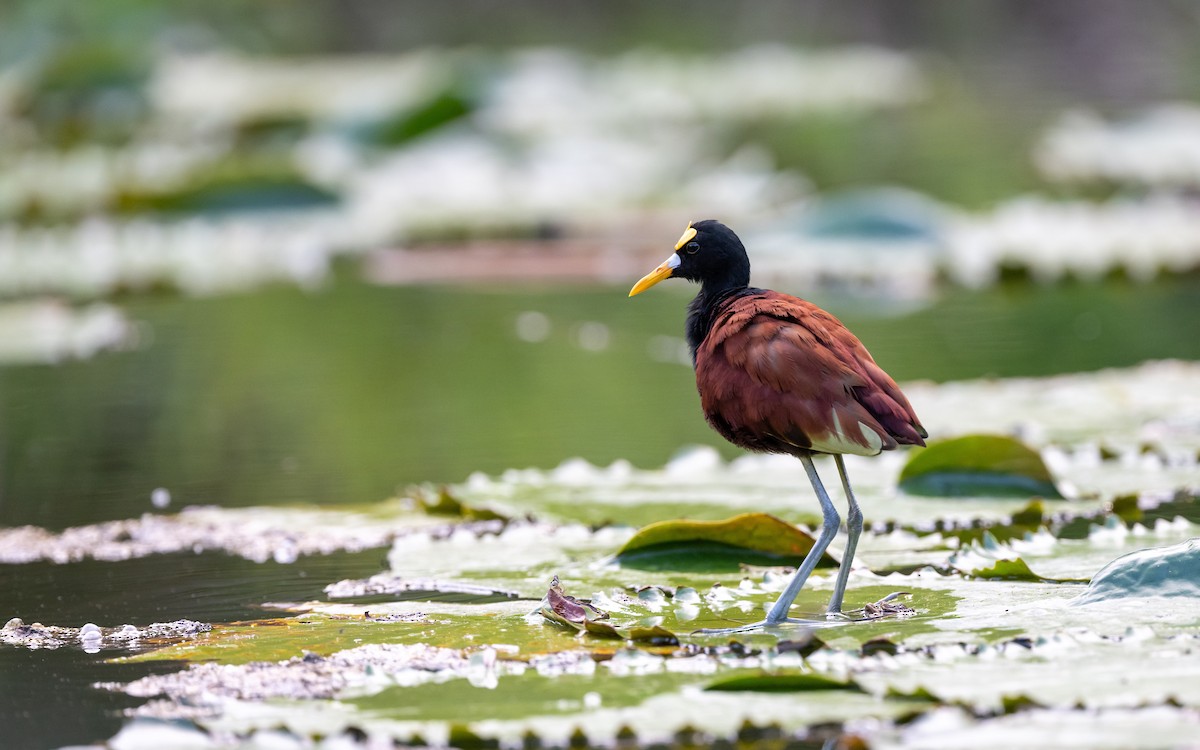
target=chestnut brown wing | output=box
[695,291,926,457]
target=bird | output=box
[629,219,927,628]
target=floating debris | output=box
[119,642,476,704]
[0,503,459,564]
[1,617,210,652]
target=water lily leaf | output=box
[1074,538,1200,604]
[705,672,864,693]
[899,435,1064,499]
[614,513,838,568]
[945,540,1089,583]
[120,601,581,665]
[968,558,1044,581]
[583,620,624,639]
[1110,494,1143,525]
[884,684,944,703]
[118,614,429,665]
[627,626,680,646]
[1000,693,1046,714]
[365,86,476,146]
[411,486,509,522]
[960,558,1083,583]
[115,161,337,214]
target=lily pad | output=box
[899,435,1064,499]
[967,558,1056,582]
[1074,538,1200,604]
[614,513,839,569]
[410,486,510,522]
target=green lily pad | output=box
[410,485,509,522]
[614,513,838,569]
[367,87,476,146]
[1075,538,1200,604]
[899,435,1064,499]
[705,672,864,693]
[114,160,337,215]
[967,558,1059,582]
[942,533,1089,583]
[119,601,582,665]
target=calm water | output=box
[4,273,1199,530]
[1,272,1199,748]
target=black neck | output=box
[685,282,750,362]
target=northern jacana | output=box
[629,220,927,628]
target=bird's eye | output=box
[685,242,700,255]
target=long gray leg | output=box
[825,454,863,614]
[763,454,840,625]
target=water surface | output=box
[0,273,1198,748]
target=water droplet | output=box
[515,311,550,342]
[151,487,171,509]
[574,321,610,351]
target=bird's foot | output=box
[836,591,914,621]
[693,594,914,635]
[692,614,842,635]
[861,591,914,619]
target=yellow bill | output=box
[629,253,681,297]
[630,222,695,297]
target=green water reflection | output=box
[2,273,1198,530]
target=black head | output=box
[628,219,751,297]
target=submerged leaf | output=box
[705,672,864,693]
[899,435,1064,499]
[614,513,838,568]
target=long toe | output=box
[692,617,825,635]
